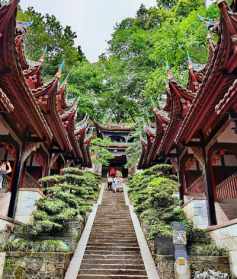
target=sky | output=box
[20,0,157,62]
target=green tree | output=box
[156,0,177,9]
[17,7,84,79]
[19,0,219,125]
[90,138,113,167]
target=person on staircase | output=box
[107,172,113,191]
[109,166,117,178]
[0,161,12,192]
[107,166,117,191]
[112,171,123,193]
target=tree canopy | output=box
[67,0,218,123]
[17,6,85,79]
[18,1,219,123]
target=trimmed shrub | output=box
[190,244,227,256]
[128,163,223,257]
[62,167,84,176]
[143,164,174,177]
[2,239,70,252]
[37,199,66,215]
[15,168,100,239]
[39,175,65,187]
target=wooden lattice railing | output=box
[188,176,205,194]
[216,173,237,201]
[24,172,41,189]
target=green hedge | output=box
[142,164,174,177]
[62,167,84,176]
[1,239,70,252]
[128,164,226,257]
[39,175,65,187]
[14,168,100,241]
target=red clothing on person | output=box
[109,167,117,177]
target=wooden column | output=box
[178,170,185,204]
[176,148,184,204]
[8,145,23,218]
[44,154,50,177]
[200,134,217,226]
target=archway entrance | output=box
[102,154,128,178]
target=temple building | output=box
[94,122,133,177]
[0,0,91,224]
[138,0,237,254]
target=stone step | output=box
[90,232,136,236]
[96,213,130,216]
[86,246,140,252]
[82,254,143,260]
[99,205,127,207]
[97,208,129,210]
[89,235,137,239]
[79,269,147,276]
[78,275,148,279]
[93,221,132,223]
[97,210,129,212]
[93,221,130,223]
[89,235,137,240]
[91,230,135,234]
[97,214,131,216]
[92,222,131,224]
[76,190,148,278]
[96,215,129,217]
[92,228,134,231]
[89,240,138,245]
[90,231,135,235]
[97,209,129,211]
[95,219,131,222]
[80,264,145,270]
[92,228,135,231]
[89,234,136,237]
[93,225,133,228]
[92,225,134,229]
[81,259,144,265]
[219,199,237,220]
[93,219,131,222]
[96,214,129,219]
[84,250,141,255]
[86,242,139,248]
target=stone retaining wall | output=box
[155,255,230,279]
[36,218,84,251]
[3,252,72,279]
[190,256,230,276]
[156,255,175,279]
[14,217,84,251]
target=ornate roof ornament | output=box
[55,60,65,80]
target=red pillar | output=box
[200,138,217,226]
[8,145,23,218]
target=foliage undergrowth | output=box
[1,239,70,253]
[9,168,100,252]
[128,164,227,257]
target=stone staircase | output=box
[77,191,148,278]
[219,199,237,221]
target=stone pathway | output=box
[77,190,148,278]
